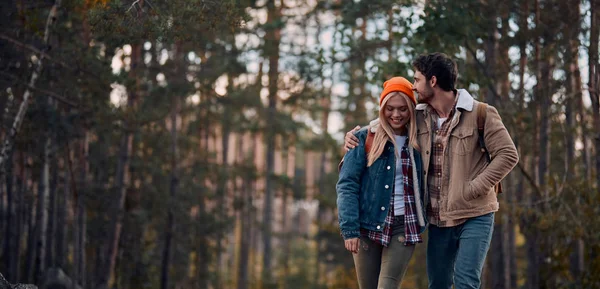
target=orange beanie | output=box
[379,77,416,106]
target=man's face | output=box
[413,71,434,103]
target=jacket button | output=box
[426,151,429,154]
[381,206,385,211]
[385,185,389,189]
[377,225,381,229]
[387,166,391,170]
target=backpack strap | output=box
[476,103,491,162]
[365,130,375,154]
[337,128,375,172]
[476,102,502,194]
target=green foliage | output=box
[1,0,599,288]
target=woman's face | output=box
[383,94,410,135]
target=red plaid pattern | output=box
[361,143,423,246]
[426,107,467,227]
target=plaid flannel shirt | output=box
[361,143,423,246]
[426,106,467,227]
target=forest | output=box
[0,0,599,288]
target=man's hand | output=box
[344,238,360,254]
[344,126,361,151]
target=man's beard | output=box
[417,87,434,103]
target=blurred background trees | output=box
[0,0,598,288]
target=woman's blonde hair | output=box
[367,91,420,167]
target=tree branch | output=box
[126,0,141,12]
[0,33,67,67]
[0,71,78,107]
[0,33,104,81]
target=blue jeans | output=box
[426,213,494,289]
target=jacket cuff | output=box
[341,230,360,240]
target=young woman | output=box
[336,77,427,289]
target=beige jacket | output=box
[415,89,519,221]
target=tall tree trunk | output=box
[515,1,527,288]
[485,1,514,289]
[563,0,585,282]
[3,152,15,282]
[195,87,212,289]
[236,134,251,289]
[14,151,27,283]
[590,0,600,189]
[70,128,88,288]
[237,64,263,289]
[484,0,498,106]
[538,3,554,287]
[35,128,51,284]
[99,42,141,289]
[161,90,180,289]
[526,1,542,288]
[280,137,291,285]
[46,100,59,271]
[498,4,513,288]
[262,1,281,286]
[73,9,92,287]
[25,181,37,284]
[215,76,232,289]
[46,154,57,270]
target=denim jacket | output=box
[336,127,427,240]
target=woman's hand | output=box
[344,238,360,254]
[344,126,361,151]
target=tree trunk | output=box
[72,8,92,288]
[498,3,513,288]
[237,64,263,289]
[263,0,281,286]
[215,76,232,289]
[195,88,212,289]
[14,151,27,282]
[69,129,88,288]
[3,152,15,282]
[237,176,252,289]
[538,2,554,287]
[589,0,600,189]
[25,181,37,284]
[46,155,57,270]
[34,132,51,284]
[515,1,527,287]
[562,0,585,282]
[526,1,542,288]
[484,0,497,106]
[99,42,141,289]
[161,90,180,289]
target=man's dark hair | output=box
[412,52,458,92]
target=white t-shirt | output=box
[437,117,448,128]
[393,135,407,216]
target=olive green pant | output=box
[352,216,415,289]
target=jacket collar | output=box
[415,89,474,112]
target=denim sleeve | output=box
[336,131,367,240]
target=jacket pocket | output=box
[367,156,387,182]
[463,181,478,202]
[450,128,476,155]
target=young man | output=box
[343,52,518,289]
